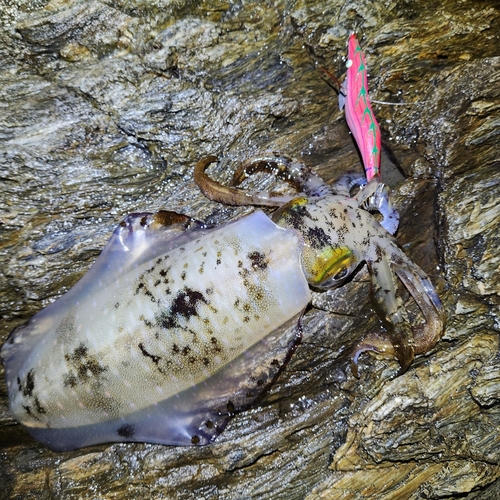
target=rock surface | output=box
[1,0,499,498]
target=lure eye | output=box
[305,246,358,289]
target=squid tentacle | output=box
[194,154,332,207]
[354,179,400,235]
[351,242,444,376]
[196,153,398,236]
[231,153,333,198]
[194,156,290,207]
[393,263,445,355]
[370,245,414,373]
[331,173,366,197]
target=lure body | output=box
[339,34,381,181]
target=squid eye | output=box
[305,245,358,289]
[317,262,358,290]
[332,267,349,281]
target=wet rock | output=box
[1,0,499,498]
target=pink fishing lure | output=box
[339,34,381,181]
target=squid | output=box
[0,35,444,452]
